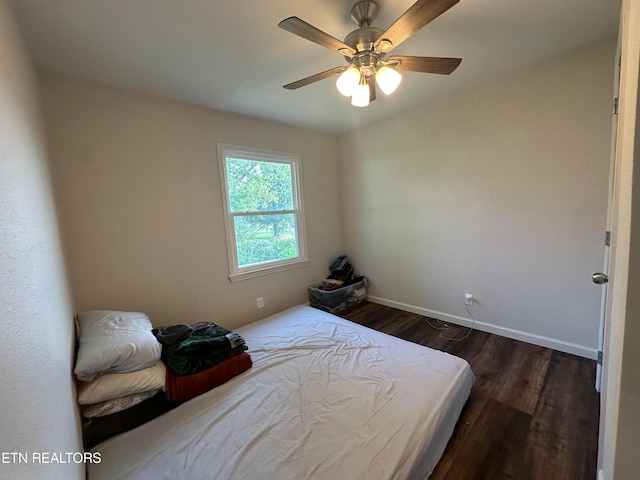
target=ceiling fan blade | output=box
[388,55,462,74]
[283,66,347,90]
[374,0,459,53]
[279,17,356,56]
[368,76,376,102]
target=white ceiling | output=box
[8,0,621,134]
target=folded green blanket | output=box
[158,322,248,376]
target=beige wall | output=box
[338,37,616,357]
[0,1,83,479]
[41,76,344,329]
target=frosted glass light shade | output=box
[375,66,402,95]
[336,67,361,97]
[351,83,370,107]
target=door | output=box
[593,49,621,393]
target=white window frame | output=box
[217,143,309,282]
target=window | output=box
[217,143,309,281]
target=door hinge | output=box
[605,230,611,246]
[613,97,619,115]
[598,351,603,365]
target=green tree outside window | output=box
[226,157,298,267]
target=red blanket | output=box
[165,352,252,402]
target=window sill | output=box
[228,258,310,283]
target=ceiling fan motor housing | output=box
[346,0,385,53]
[344,26,385,53]
[344,26,385,78]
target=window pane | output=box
[234,213,298,267]
[226,158,294,213]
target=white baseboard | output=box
[366,295,598,360]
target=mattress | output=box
[88,305,474,480]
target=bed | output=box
[87,305,474,480]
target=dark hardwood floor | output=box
[337,301,600,480]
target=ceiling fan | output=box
[278,0,462,107]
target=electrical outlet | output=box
[256,297,264,309]
[464,293,473,306]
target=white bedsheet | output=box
[88,305,474,480]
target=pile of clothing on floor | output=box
[153,321,252,403]
[316,255,365,291]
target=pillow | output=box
[74,310,162,381]
[77,361,166,405]
[81,390,160,418]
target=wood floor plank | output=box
[430,390,532,480]
[523,351,600,480]
[468,334,552,415]
[337,301,600,480]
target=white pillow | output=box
[77,361,166,405]
[74,310,162,381]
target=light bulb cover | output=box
[351,83,370,107]
[336,67,361,97]
[375,66,402,95]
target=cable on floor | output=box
[425,304,475,342]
